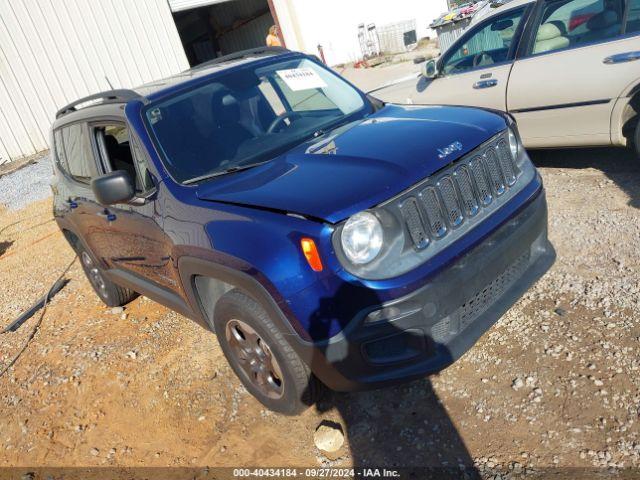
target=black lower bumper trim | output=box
[290,191,555,391]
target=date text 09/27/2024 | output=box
[233,468,401,478]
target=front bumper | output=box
[290,190,554,391]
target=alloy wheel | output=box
[81,251,108,300]
[225,318,284,399]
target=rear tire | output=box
[78,248,138,307]
[214,289,321,415]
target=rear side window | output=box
[53,130,68,171]
[54,123,97,183]
[530,0,625,55]
[626,0,640,33]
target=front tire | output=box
[214,289,320,415]
[78,248,138,307]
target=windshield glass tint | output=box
[145,58,367,183]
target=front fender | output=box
[175,202,336,339]
[201,203,334,300]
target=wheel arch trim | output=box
[177,256,305,338]
[611,82,640,147]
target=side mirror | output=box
[422,58,439,79]
[91,170,135,206]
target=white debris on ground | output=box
[314,422,345,453]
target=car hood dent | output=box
[196,104,507,223]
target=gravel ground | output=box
[0,146,639,478]
[0,154,53,211]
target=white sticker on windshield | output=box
[276,68,327,92]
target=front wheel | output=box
[214,289,321,415]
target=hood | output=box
[196,104,507,223]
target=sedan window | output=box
[626,0,640,33]
[531,0,625,55]
[442,7,527,75]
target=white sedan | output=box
[375,0,640,156]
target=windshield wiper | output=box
[183,162,266,185]
[312,129,326,138]
[309,117,358,141]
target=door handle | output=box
[603,51,640,64]
[97,210,117,222]
[473,79,498,89]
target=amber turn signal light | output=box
[300,238,323,272]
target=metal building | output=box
[0,0,189,165]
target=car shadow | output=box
[415,76,433,94]
[303,284,480,479]
[529,147,640,209]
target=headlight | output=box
[508,127,519,158]
[341,212,383,264]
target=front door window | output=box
[442,7,527,75]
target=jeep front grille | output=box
[396,132,522,250]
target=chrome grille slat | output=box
[400,197,429,250]
[496,140,519,186]
[421,187,447,238]
[470,157,493,206]
[453,165,479,217]
[484,148,506,196]
[438,176,463,227]
[392,131,525,251]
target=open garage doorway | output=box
[172,0,279,66]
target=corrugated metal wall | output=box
[434,18,472,54]
[0,0,190,164]
[377,20,418,54]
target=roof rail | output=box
[56,89,145,119]
[193,46,290,70]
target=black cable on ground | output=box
[0,254,77,379]
[3,278,69,333]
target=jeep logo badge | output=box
[437,141,463,159]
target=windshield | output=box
[144,57,368,183]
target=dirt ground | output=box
[1,147,640,477]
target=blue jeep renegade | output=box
[51,47,555,414]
